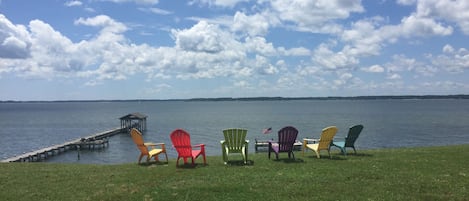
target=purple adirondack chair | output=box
[268,126,299,160]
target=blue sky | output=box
[1,0,469,101]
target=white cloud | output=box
[244,36,276,56]
[443,44,454,53]
[189,0,248,8]
[231,12,271,36]
[172,21,231,53]
[397,0,416,6]
[312,43,359,70]
[387,73,402,80]
[431,45,469,73]
[138,7,173,15]
[399,15,453,37]
[101,0,159,5]
[270,0,364,33]
[362,65,385,73]
[74,15,128,34]
[253,55,278,75]
[64,1,83,7]
[278,47,311,56]
[0,14,31,59]
[414,0,469,35]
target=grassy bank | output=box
[1,145,469,201]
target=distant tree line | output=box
[2,94,469,103]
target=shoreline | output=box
[2,94,469,103]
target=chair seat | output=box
[269,142,279,152]
[305,143,319,151]
[149,148,164,156]
[332,141,345,148]
[192,150,202,157]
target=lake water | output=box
[1,99,469,164]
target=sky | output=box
[1,0,469,101]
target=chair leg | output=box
[314,150,320,158]
[138,154,144,164]
[164,153,168,163]
[221,145,227,163]
[245,148,248,164]
[352,146,357,154]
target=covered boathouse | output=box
[120,112,147,133]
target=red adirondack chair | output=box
[170,129,207,167]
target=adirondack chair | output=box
[268,126,299,160]
[130,128,168,164]
[331,125,364,155]
[221,128,249,164]
[170,129,207,167]
[303,126,338,158]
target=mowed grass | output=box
[1,145,469,201]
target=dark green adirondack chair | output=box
[332,125,364,155]
[221,128,249,164]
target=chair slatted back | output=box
[130,128,149,154]
[318,126,338,150]
[170,129,193,157]
[223,128,247,152]
[277,126,298,152]
[345,125,363,147]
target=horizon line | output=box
[2,94,469,103]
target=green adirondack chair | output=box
[221,128,249,164]
[332,125,364,155]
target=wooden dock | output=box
[254,139,303,152]
[1,127,123,163]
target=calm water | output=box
[1,99,469,164]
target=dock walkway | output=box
[1,127,123,162]
[254,139,302,152]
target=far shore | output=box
[2,94,469,103]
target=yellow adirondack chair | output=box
[221,128,249,164]
[303,126,338,158]
[130,128,168,164]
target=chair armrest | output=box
[195,144,206,152]
[144,142,166,150]
[144,142,165,146]
[332,137,346,142]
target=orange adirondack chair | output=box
[130,128,168,164]
[170,129,207,167]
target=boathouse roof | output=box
[119,112,147,120]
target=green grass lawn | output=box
[1,145,469,201]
